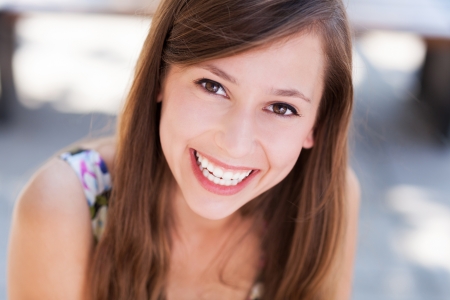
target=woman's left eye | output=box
[265,103,300,117]
[195,79,227,97]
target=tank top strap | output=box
[60,148,111,241]
[60,148,111,205]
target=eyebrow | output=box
[200,64,237,84]
[200,64,311,103]
[270,88,311,103]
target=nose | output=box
[214,106,257,158]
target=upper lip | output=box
[194,149,256,171]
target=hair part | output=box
[89,0,353,299]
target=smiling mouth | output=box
[194,151,254,186]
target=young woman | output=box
[8,0,359,299]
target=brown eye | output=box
[196,79,227,96]
[266,103,298,116]
[204,81,220,93]
[273,104,288,115]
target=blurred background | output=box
[0,0,449,299]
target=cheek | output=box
[160,91,193,141]
[259,119,314,177]
[269,134,303,171]
[159,89,220,148]
[159,90,199,181]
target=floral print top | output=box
[60,148,263,300]
[60,148,111,241]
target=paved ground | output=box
[1,14,450,300]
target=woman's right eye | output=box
[195,79,227,97]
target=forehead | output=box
[231,31,324,74]
[202,32,324,103]
[164,32,326,106]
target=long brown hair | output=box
[89,0,353,299]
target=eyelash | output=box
[265,103,301,118]
[194,78,301,118]
[194,78,227,97]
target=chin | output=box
[185,195,243,220]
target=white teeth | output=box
[223,171,233,180]
[213,167,224,178]
[195,151,254,186]
[201,158,209,168]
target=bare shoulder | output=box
[7,137,116,300]
[14,157,89,221]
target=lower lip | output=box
[190,149,257,196]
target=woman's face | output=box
[159,32,325,220]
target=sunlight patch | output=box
[387,185,450,272]
[359,31,426,72]
[13,13,151,114]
